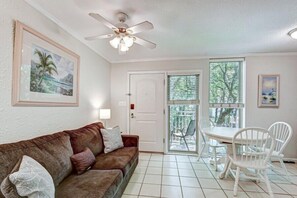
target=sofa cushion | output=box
[9,155,55,198]
[55,170,123,198]
[0,132,73,191]
[101,126,124,153]
[70,147,96,175]
[64,122,104,156]
[92,147,138,176]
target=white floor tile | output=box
[245,192,270,198]
[203,189,227,198]
[177,162,192,169]
[150,155,163,161]
[162,175,181,186]
[124,182,142,195]
[143,174,161,184]
[162,168,179,176]
[163,155,176,162]
[138,160,149,167]
[176,155,190,162]
[199,178,221,189]
[130,173,145,183]
[148,161,163,168]
[163,161,178,168]
[139,184,161,197]
[180,177,200,187]
[124,153,297,197]
[238,181,264,193]
[273,194,295,198]
[224,190,249,198]
[257,181,287,194]
[216,179,244,191]
[192,163,209,170]
[146,167,162,175]
[189,156,201,162]
[194,169,214,179]
[161,185,183,198]
[178,168,195,177]
[121,195,138,198]
[182,187,204,197]
[134,166,147,174]
[276,183,297,195]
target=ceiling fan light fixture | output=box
[119,39,129,52]
[123,36,134,47]
[110,36,121,48]
[288,28,297,39]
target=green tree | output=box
[209,62,240,126]
[34,49,58,89]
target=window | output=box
[168,74,199,152]
[209,60,244,127]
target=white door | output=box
[129,73,165,152]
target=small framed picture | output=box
[258,74,280,108]
[12,21,80,106]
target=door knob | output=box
[131,113,135,118]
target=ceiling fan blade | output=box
[89,13,118,31]
[134,36,156,49]
[127,21,154,34]
[85,34,114,40]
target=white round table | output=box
[203,127,242,179]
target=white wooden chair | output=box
[268,122,293,179]
[197,118,225,170]
[225,127,275,197]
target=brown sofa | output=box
[0,122,139,198]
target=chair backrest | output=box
[232,127,275,166]
[268,122,293,155]
[185,120,196,136]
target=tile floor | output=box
[122,152,297,198]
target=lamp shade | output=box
[99,109,111,119]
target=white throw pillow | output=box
[101,126,124,153]
[9,155,55,198]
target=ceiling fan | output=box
[85,12,156,54]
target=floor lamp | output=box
[99,109,111,128]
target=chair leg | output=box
[183,137,189,151]
[197,143,205,161]
[279,158,290,181]
[233,167,240,196]
[225,161,232,179]
[213,147,217,171]
[263,170,274,198]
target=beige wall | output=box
[0,0,111,143]
[111,55,297,158]
[245,55,297,158]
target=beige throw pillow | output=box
[101,126,124,153]
[8,155,55,198]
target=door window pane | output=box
[168,75,198,101]
[168,74,199,153]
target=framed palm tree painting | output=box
[12,21,80,106]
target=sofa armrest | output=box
[121,135,139,147]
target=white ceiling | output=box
[25,0,297,63]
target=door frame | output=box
[127,70,203,154]
[165,70,203,154]
[127,71,166,152]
